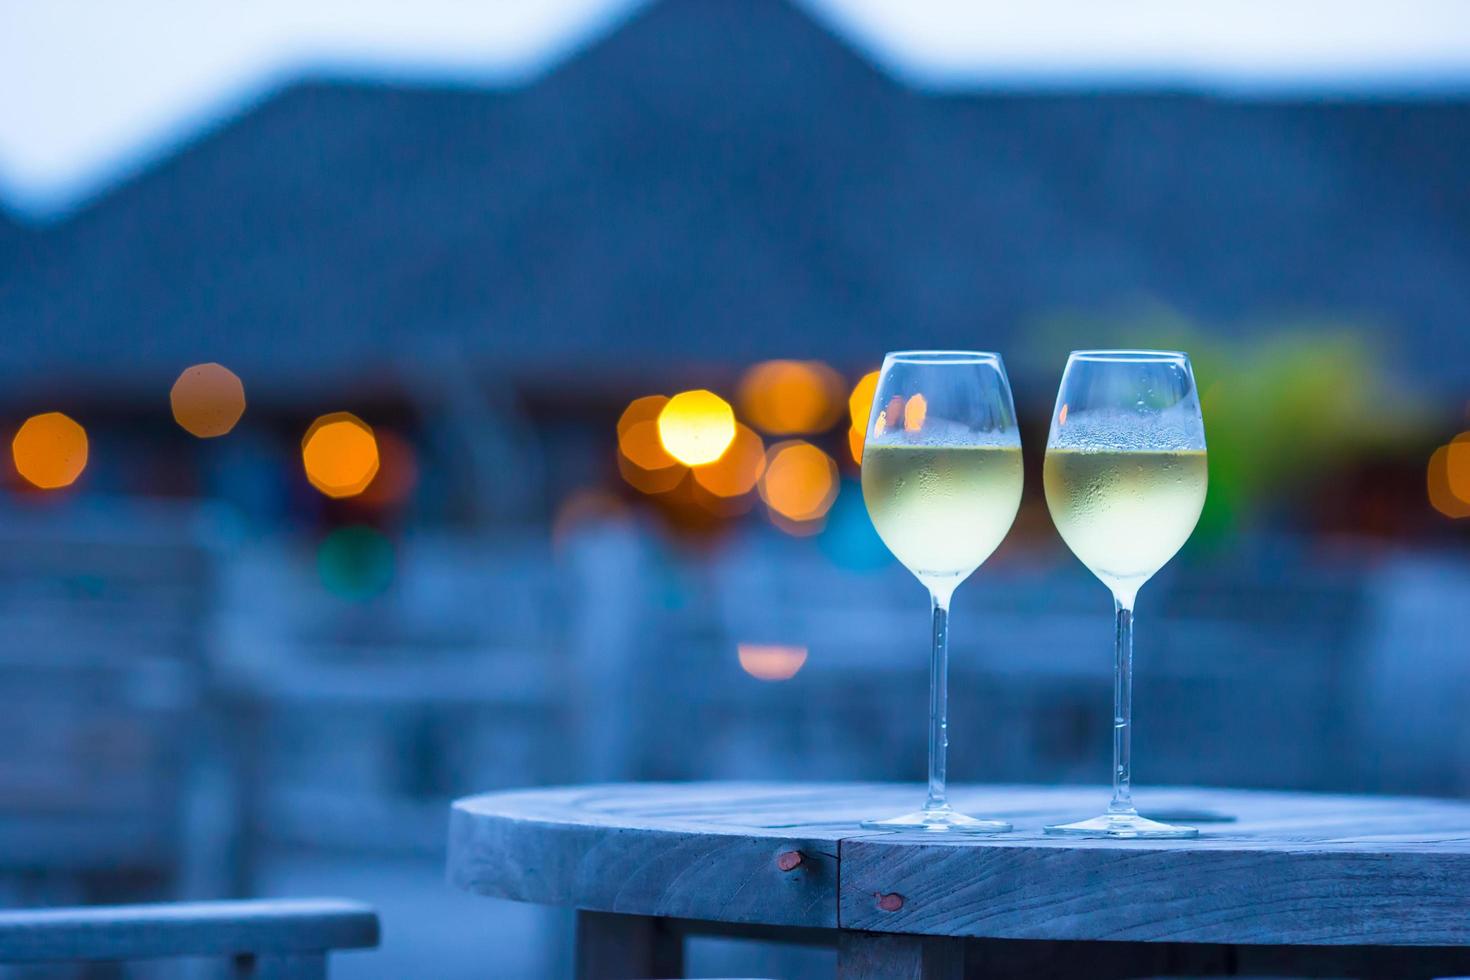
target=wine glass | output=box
[1042,350,1207,838]
[859,351,1023,833]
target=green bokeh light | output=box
[318,525,395,600]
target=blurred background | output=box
[3,0,1470,976]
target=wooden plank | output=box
[449,783,894,927]
[575,911,683,980]
[836,932,962,980]
[0,899,379,963]
[844,844,1470,945]
[842,786,1470,946]
[451,782,1470,951]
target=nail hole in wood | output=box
[876,892,904,911]
[776,850,803,872]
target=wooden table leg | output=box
[965,937,1232,978]
[575,910,683,980]
[1237,942,1470,979]
[837,931,963,980]
[231,953,327,979]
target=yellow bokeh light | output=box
[657,390,736,466]
[12,412,88,489]
[1446,432,1470,505]
[302,412,380,498]
[903,393,927,432]
[693,424,765,498]
[737,643,808,681]
[737,360,844,435]
[170,362,246,438]
[759,439,839,523]
[847,425,863,464]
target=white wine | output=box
[862,444,1023,583]
[1043,448,1206,589]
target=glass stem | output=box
[925,590,950,812]
[1109,596,1135,815]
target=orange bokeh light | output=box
[692,481,758,518]
[737,360,844,435]
[903,393,927,432]
[738,643,809,681]
[882,395,905,433]
[768,511,827,537]
[848,371,879,428]
[1446,432,1470,505]
[620,418,679,472]
[618,455,685,494]
[170,362,245,438]
[552,487,631,552]
[12,412,88,489]
[657,390,736,466]
[355,430,418,508]
[759,439,839,523]
[693,424,765,498]
[302,412,380,498]
[1429,443,1470,518]
[847,370,879,461]
[617,396,685,494]
[618,395,668,438]
[619,419,684,494]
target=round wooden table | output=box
[448,782,1470,979]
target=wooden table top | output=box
[448,782,1470,948]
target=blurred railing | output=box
[0,505,1465,917]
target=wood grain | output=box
[842,786,1470,946]
[449,782,1470,948]
[0,898,379,963]
[449,783,889,927]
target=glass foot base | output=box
[1044,810,1198,839]
[860,807,1012,834]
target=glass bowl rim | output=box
[884,350,1003,365]
[1069,349,1190,363]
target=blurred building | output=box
[1,0,1469,977]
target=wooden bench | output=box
[0,503,245,901]
[0,898,378,978]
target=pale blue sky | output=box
[3,0,1469,219]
